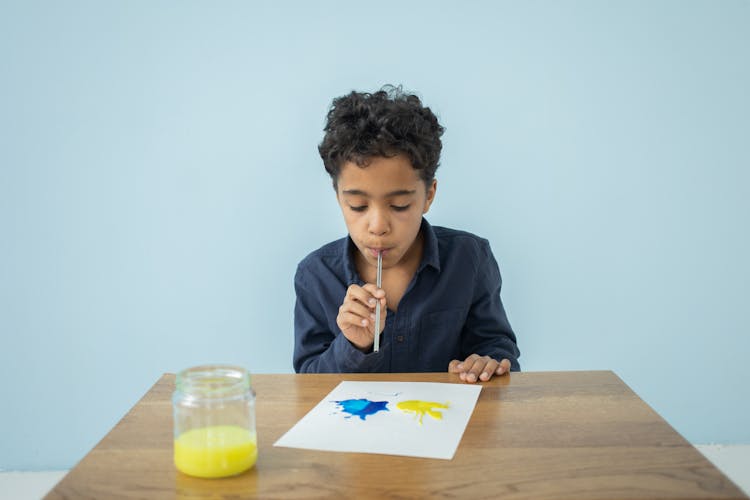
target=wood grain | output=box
[45,371,747,499]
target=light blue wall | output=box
[1,1,748,470]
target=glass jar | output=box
[172,365,257,478]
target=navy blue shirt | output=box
[293,218,520,373]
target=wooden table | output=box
[46,371,747,499]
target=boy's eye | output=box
[349,205,367,212]
[392,204,411,212]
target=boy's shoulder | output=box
[296,236,348,271]
[431,223,491,250]
[426,222,496,269]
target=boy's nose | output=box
[368,210,390,236]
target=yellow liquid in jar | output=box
[174,425,257,478]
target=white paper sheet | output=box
[273,381,482,459]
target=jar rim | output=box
[175,364,250,398]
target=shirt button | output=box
[396,335,405,342]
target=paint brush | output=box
[374,250,382,353]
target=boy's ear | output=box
[423,179,437,214]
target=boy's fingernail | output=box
[457,363,464,370]
[361,319,367,326]
[370,313,375,320]
[467,373,476,382]
[368,298,376,306]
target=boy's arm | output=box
[293,266,385,373]
[459,241,520,371]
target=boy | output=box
[293,85,520,383]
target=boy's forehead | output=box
[337,155,422,193]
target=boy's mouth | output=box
[367,247,392,258]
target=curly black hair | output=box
[318,85,445,189]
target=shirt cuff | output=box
[332,331,385,372]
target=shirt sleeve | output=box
[293,264,386,373]
[460,240,521,371]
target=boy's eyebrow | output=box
[342,189,417,197]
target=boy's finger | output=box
[346,286,379,309]
[339,302,372,322]
[338,312,369,329]
[463,357,488,383]
[467,356,500,383]
[495,359,511,375]
[362,283,386,298]
[479,359,500,381]
[461,353,479,367]
[448,360,462,372]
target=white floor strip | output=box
[1,445,748,499]
[695,444,750,495]
[0,471,67,500]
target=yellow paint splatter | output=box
[396,400,449,425]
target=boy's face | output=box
[336,154,436,270]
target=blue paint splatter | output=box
[334,399,389,420]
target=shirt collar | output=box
[343,235,360,286]
[419,217,441,274]
[342,217,441,285]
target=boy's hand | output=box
[448,354,511,383]
[337,284,387,351]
